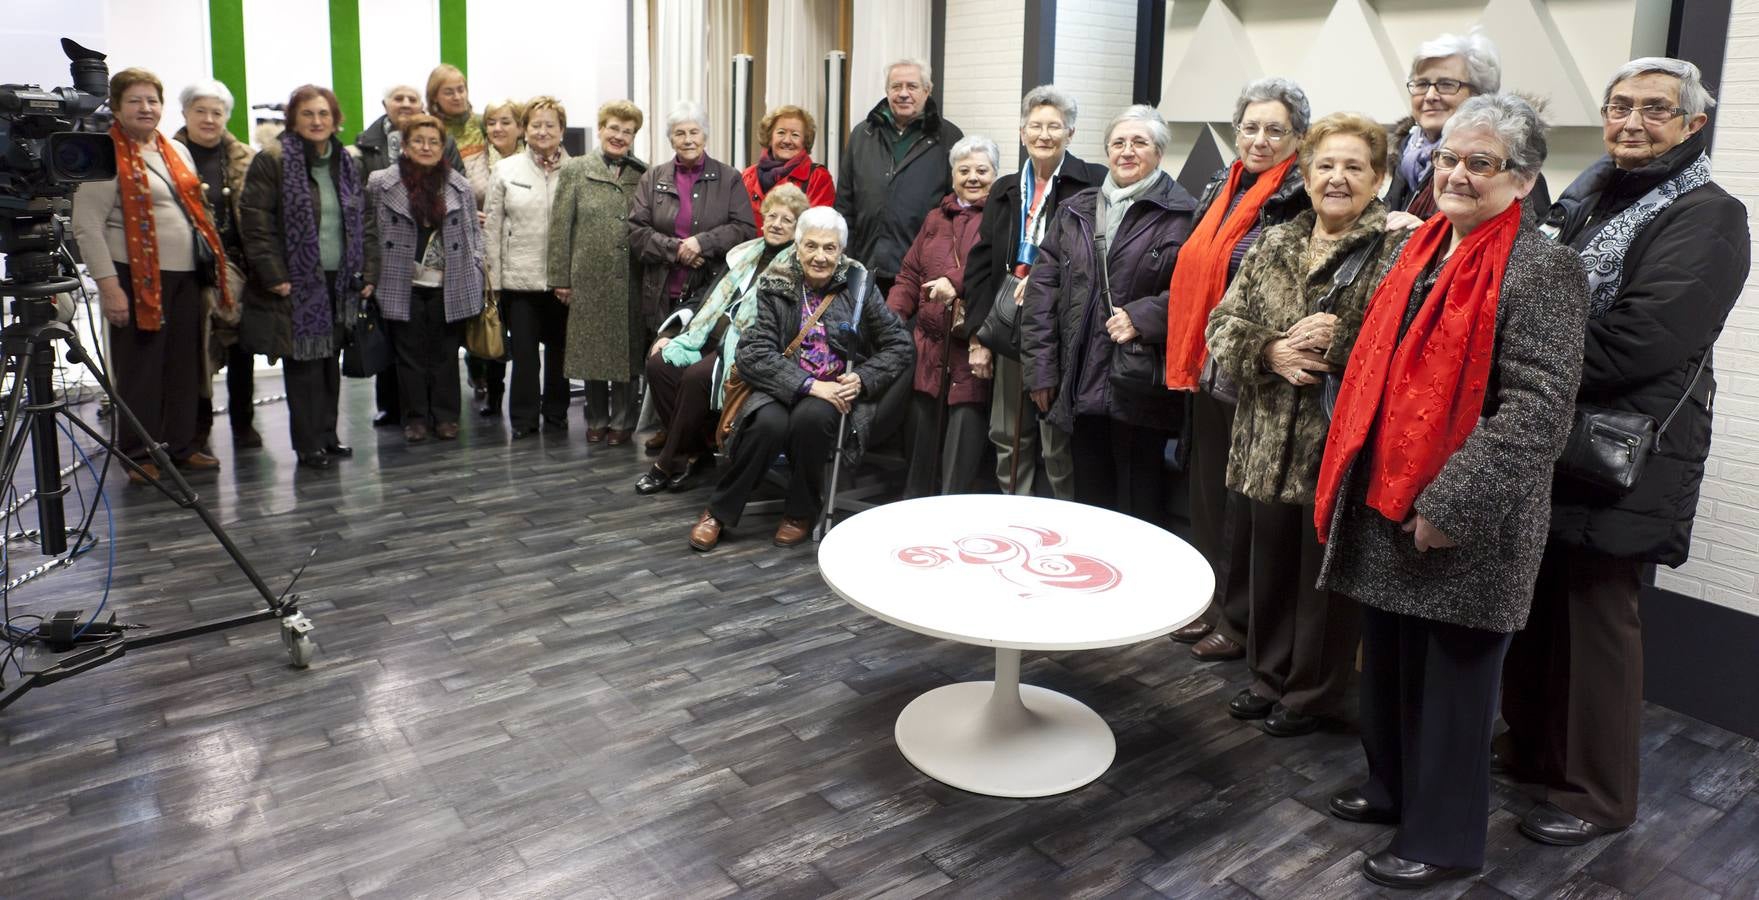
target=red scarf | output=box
[1313,201,1523,543]
[1163,155,1299,389]
[109,124,233,330]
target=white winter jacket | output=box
[484,148,568,291]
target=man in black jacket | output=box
[835,59,963,292]
[1500,57,1750,848]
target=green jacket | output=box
[1204,200,1390,505]
[548,151,647,380]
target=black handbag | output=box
[1093,192,1166,397]
[341,295,392,378]
[1318,233,1386,421]
[1556,353,1709,495]
[975,271,1026,359]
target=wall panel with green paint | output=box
[209,0,249,139]
[439,0,468,73]
[329,0,364,141]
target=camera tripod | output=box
[0,277,315,713]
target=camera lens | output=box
[47,132,116,183]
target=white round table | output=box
[818,495,1212,798]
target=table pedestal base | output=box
[893,647,1115,798]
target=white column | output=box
[849,0,932,125]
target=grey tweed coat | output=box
[1316,224,1588,633]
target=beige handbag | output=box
[464,288,507,360]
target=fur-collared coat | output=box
[1205,201,1390,505]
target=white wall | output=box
[242,0,333,128]
[1055,0,1138,165]
[358,0,439,122]
[849,0,933,124]
[1,0,209,137]
[941,0,1025,176]
[1660,1,1759,615]
[466,0,629,142]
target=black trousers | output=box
[466,353,505,403]
[196,342,257,438]
[1358,603,1512,869]
[1070,414,1168,527]
[109,264,203,461]
[376,366,401,419]
[1497,539,1644,827]
[1189,391,1252,641]
[1246,499,1358,717]
[282,356,340,454]
[391,286,464,427]
[645,348,719,474]
[505,290,569,429]
[708,397,840,527]
[903,394,987,499]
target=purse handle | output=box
[1655,351,1711,443]
[1316,232,1385,314]
[1093,190,1117,316]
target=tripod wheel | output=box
[287,634,315,668]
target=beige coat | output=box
[485,149,567,292]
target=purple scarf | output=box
[280,132,365,359]
[755,151,802,192]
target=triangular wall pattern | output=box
[1161,1,1263,123]
[1477,0,1602,126]
[1292,0,1410,123]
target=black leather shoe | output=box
[1329,788,1398,825]
[1362,850,1477,889]
[635,467,670,495]
[511,426,539,439]
[478,399,502,417]
[667,454,714,492]
[1518,802,1626,846]
[1263,704,1321,737]
[1228,689,1274,720]
[373,412,399,428]
[296,450,331,470]
[323,443,353,458]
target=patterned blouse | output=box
[794,287,845,392]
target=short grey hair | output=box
[949,135,1000,172]
[179,79,234,115]
[1233,77,1311,135]
[382,84,419,102]
[1020,84,1077,130]
[885,58,933,91]
[796,206,848,247]
[1412,28,1502,94]
[1439,93,1548,177]
[1103,105,1171,155]
[1605,56,1717,117]
[666,100,709,138]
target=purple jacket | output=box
[365,166,486,323]
[1020,172,1196,433]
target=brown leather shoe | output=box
[688,510,722,551]
[404,422,429,443]
[126,461,161,485]
[606,429,632,446]
[1191,632,1245,662]
[774,516,813,547]
[586,427,607,443]
[644,430,668,454]
[435,422,460,441]
[179,450,221,470]
[1171,620,1213,644]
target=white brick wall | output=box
[1680,0,1759,615]
[1054,0,1139,165]
[941,0,1027,176]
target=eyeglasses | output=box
[1407,78,1475,96]
[1023,122,1066,136]
[1601,103,1687,124]
[406,137,443,149]
[1107,136,1154,153]
[1431,148,1511,177]
[1235,124,1291,144]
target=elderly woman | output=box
[965,85,1105,501]
[638,184,810,495]
[741,105,835,222]
[887,135,997,498]
[485,97,569,437]
[73,67,231,482]
[1163,77,1313,662]
[364,114,485,444]
[1204,113,1391,736]
[174,79,259,452]
[627,102,757,444]
[1499,58,1751,848]
[688,207,912,551]
[1020,105,1195,525]
[550,100,647,441]
[1314,95,1587,888]
[239,84,367,470]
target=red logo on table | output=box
[895,525,1122,596]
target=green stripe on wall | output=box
[329,0,364,142]
[439,0,468,74]
[209,0,249,140]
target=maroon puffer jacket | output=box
[885,193,990,406]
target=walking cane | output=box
[819,408,851,537]
[929,302,958,495]
[1009,387,1026,494]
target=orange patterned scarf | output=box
[1313,201,1522,543]
[109,124,233,331]
[1162,155,1299,389]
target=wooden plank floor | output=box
[0,377,1754,899]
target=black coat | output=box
[834,97,963,282]
[1190,160,1310,229]
[1545,131,1751,566]
[961,151,1107,340]
[352,114,464,184]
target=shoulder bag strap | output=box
[1093,192,1116,315]
[1655,351,1711,440]
[784,290,839,358]
[1316,232,1385,314]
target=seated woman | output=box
[887,135,999,498]
[688,207,913,551]
[638,183,811,494]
